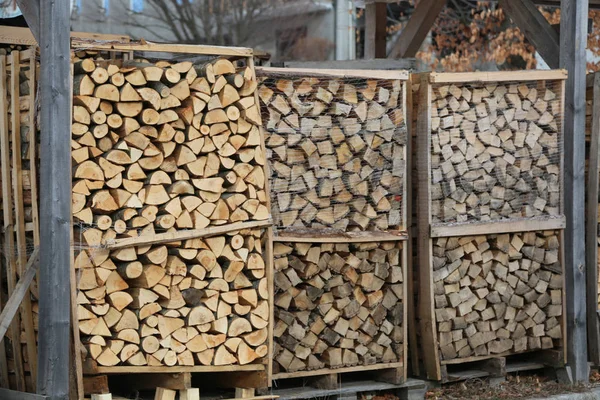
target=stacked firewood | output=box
[71,55,268,246]
[429,81,562,224]
[71,54,271,367]
[77,229,269,367]
[432,230,563,360]
[258,75,407,232]
[272,241,404,372]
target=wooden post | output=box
[560,0,590,382]
[364,2,387,59]
[35,0,72,398]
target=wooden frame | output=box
[415,71,568,381]
[586,72,600,366]
[67,38,275,395]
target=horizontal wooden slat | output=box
[0,388,48,400]
[71,39,253,56]
[429,70,568,83]
[99,219,272,250]
[0,26,130,46]
[430,217,566,238]
[256,67,409,81]
[273,230,408,243]
[91,364,265,374]
[273,361,404,380]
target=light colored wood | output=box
[430,217,566,238]
[256,67,408,81]
[103,219,271,249]
[71,40,253,57]
[272,362,404,380]
[90,365,265,373]
[273,231,407,243]
[429,70,568,83]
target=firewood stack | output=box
[71,53,271,367]
[432,230,563,360]
[77,229,269,367]
[272,241,404,372]
[429,80,562,224]
[258,72,407,232]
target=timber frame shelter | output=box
[0,0,591,398]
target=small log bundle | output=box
[432,230,563,361]
[76,229,269,367]
[272,241,405,372]
[258,73,407,232]
[429,81,562,224]
[71,55,268,244]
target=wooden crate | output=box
[414,71,568,381]
[68,39,274,397]
[254,67,410,385]
[271,237,407,385]
[586,72,600,366]
[256,67,409,234]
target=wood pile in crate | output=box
[256,68,407,233]
[69,41,273,377]
[415,71,567,381]
[256,67,409,384]
[0,48,40,392]
[272,240,405,374]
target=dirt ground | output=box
[416,369,600,400]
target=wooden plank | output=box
[560,0,589,382]
[70,39,253,57]
[11,50,38,390]
[255,67,409,81]
[102,219,272,250]
[0,249,39,340]
[499,0,559,69]
[0,26,130,46]
[429,70,568,83]
[272,362,404,380]
[15,0,40,44]
[37,0,73,398]
[415,73,441,381]
[276,59,416,71]
[430,217,566,238]
[406,75,419,377]
[90,365,265,374]
[0,55,26,393]
[586,72,600,366]
[248,56,274,387]
[272,230,407,243]
[0,388,48,400]
[364,2,387,59]
[29,55,40,248]
[387,0,445,58]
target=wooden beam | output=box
[0,388,48,400]
[561,0,589,383]
[36,0,72,399]
[587,72,600,366]
[364,2,387,59]
[15,0,40,44]
[0,249,39,340]
[499,0,559,68]
[274,59,416,70]
[387,0,445,58]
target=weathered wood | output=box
[364,2,387,59]
[560,0,589,382]
[0,388,48,400]
[37,0,73,398]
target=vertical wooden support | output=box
[0,55,26,392]
[364,2,387,59]
[560,0,590,382]
[415,73,441,381]
[249,57,274,388]
[28,53,40,247]
[587,73,600,366]
[11,50,38,390]
[37,0,73,398]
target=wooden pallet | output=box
[414,71,568,381]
